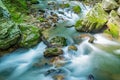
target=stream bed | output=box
[0,0,120,80]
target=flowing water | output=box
[0,1,120,80]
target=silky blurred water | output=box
[0,0,120,80]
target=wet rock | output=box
[0,20,20,50]
[74,34,96,43]
[102,0,119,11]
[45,68,67,77]
[44,47,63,58]
[104,10,120,38]
[68,45,77,51]
[72,5,81,14]
[19,24,41,48]
[41,36,52,48]
[68,45,78,56]
[53,75,64,80]
[48,1,56,5]
[38,13,59,30]
[75,3,108,32]
[49,36,67,47]
[50,56,65,67]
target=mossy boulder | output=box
[75,3,108,32]
[104,10,120,38]
[0,20,20,50]
[44,47,63,58]
[19,25,41,48]
[102,0,119,11]
[49,36,67,47]
[72,5,81,14]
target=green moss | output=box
[104,10,120,38]
[64,3,70,8]
[75,19,83,31]
[104,23,119,38]
[38,17,45,22]
[30,0,39,4]
[59,3,70,8]
[72,5,81,13]
[19,25,41,48]
[2,0,29,23]
[3,0,27,12]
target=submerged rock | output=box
[44,47,63,58]
[0,20,20,50]
[74,34,96,44]
[68,45,78,51]
[19,24,41,48]
[104,10,120,38]
[75,3,108,32]
[53,75,64,80]
[68,45,78,55]
[102,0,119,11]
[49,36,67,47]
